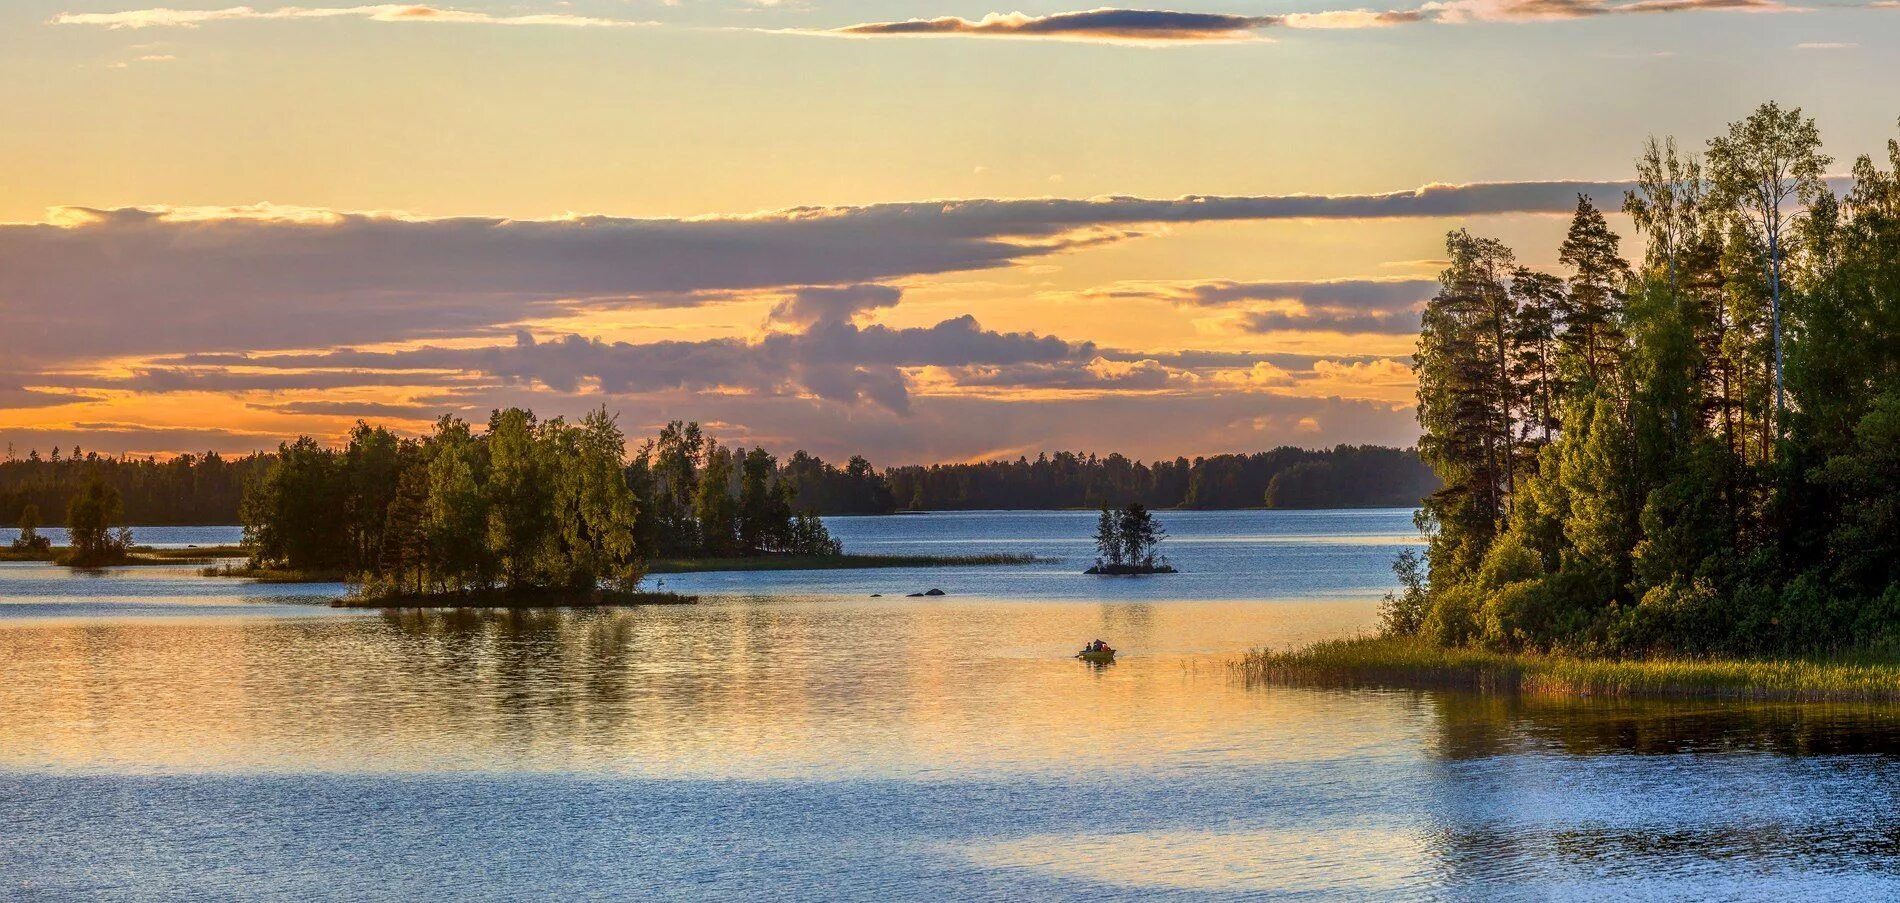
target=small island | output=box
[180,411,1042,605]
[1085,503,1176,575]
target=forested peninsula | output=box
[0,441,1437,525]
[1253,103,1900,698]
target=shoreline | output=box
[199,552,1045,583]
[1239,635,1900,702]
[2,545,245,565]
[333,588,699,609]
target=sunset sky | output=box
[3,0,1898,463]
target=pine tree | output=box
[1557,194,1632,388]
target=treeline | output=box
[884,445,1437,511]
[242,412,844,594]
[1390,103,1900,657]
[2,439,1440,523]
[0,451,263,526]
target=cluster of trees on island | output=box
[3,438,1436,527]
[1389,103,1900,657]
[5,487,136,567]
[1089,503,1174,575]
[238,410,844,596]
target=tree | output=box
[651,421,704,555]
[424,416,490,592]
[343,422,404,573]
[1623,135,1705,288]
[1509,268,1566,445]
[1116,503,1168,570]
[485,408,552,589]
[241,436,347,570]
[694,442,740,556]
[1706,101,1831,425]
[1416,230,1518,585]
[377,449,431,596]
[1093,503,1124,568]
[1557,194,1632,387]
[738,448,779,554]
[63,479,129,567]
[11,503,50,552]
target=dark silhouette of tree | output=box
[10,503,50,552]
[62,479,131,567]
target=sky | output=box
[1,0,1897,464]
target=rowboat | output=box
[1075,647,1116,664]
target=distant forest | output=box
[0,439,1435,526]
[884,446,1437,511]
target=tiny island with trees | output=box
[1250,103,1900,699]
[1086,503,1175,575]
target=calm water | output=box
[5,509,1900,900]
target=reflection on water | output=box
[0,597,1391,776]
[5,510,1900,898]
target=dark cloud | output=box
[767,284,904,327]
[952,358,1179,391]
[834,9,1277,41]
[247,401,453,419]
[1096,349,1405,370]
[1171,278,1439,309]
[0,383,100,409]
[1107,277,1435,334]
[1238,309,1423,334]
[0,423,289,457]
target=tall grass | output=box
[1239,635,1900,701]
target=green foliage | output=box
[238,411,846,599]
[1404,103,1900,658]
[9,503,50,552]
[61,479,132,567]
[1093,503,1123,567]
[1088,503,1170,573]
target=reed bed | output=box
[1239,635,1900,702]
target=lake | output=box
[5,509,1900,900]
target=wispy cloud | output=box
[1794,40,1857,48]
[52,4,653,30]
[807,0,1794,44]
[1420,0,1794,21]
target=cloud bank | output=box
[0,182,1627,363]
[51,4,652,29]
